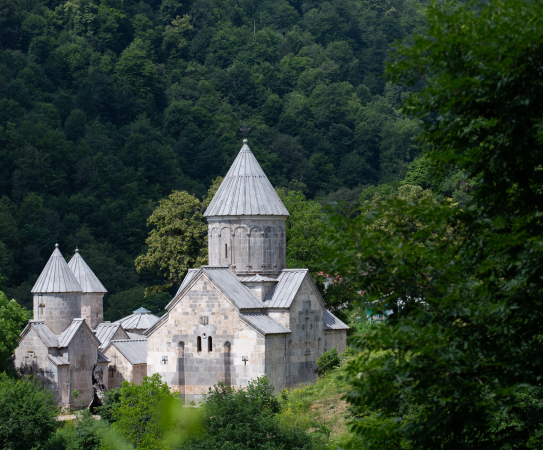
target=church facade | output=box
[146,139,348,403]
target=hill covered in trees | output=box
[0,0,426,316]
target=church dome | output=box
[68,249,107,293]
[204,140,289,217]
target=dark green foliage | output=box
[97,386,122,424]
[181,377,315,450]
[0,373,58,450]
[316,346,340,375]
[0,0,426,314]
[0,291,31,369]
[323,0,543,448]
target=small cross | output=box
[240,122,251,136]
[161,356,168,364]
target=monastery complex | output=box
[13,140,348,407]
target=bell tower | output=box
[204,139,289,276]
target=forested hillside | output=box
[0,0,425,316]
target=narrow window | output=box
[208,336,213,352]
[225,243,228,259]
[197,336,202,352]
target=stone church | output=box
[146,139,348,403]
[14,139,348,407]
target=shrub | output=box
[0,373,58,450]
[316,347,340,374]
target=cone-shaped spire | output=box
[31,244,83,293]
[68,249,107,293]
[204,139,289,217]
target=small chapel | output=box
[145,139,348,403]
[13,139,348,407]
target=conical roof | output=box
[31,245,83,294]
[204,140,289,217]
[68,249,107,293]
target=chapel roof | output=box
[94,322,129,351]
[58,318,101,348]
[20,320,58,348]
[68,249,107,293]
[114,308,160,331]
[31,245,83,294]
[240,312,291,335]
[204,140,289,217]
[110,339,147,365]
[263,269,309,308]
[323,309,350,330]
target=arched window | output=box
[208,336,213,352]
[197,336,202,352]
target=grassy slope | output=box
[277,356,356,449]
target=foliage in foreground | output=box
[181,377,316,450]
[324,0,543,448]
[0,373,58,450]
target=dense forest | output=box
[0,0,426,317]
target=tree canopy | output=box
[324,0,543,448]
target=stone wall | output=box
[63,328,98,408]
[324,329,347,354]
[284,275,326,388]
[81,293,103,329]
[33,293,82,334]
[207,217,286,275]
[105,345,146,389]
[147,273,265,403]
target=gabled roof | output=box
[58,318,101,348]
[97,351,110,363]
[31,245,82,294]
[48,354,69,366]
[204,140,289,217]
[203,267,263,309]
[263,269,308,308]
[20,320,58,348]
[68,249,107,293]
[240,312,290,335]
[166,267,263,312]
[114,309,160,331]
[94,323,129,350]
[323,309,349,330]
[111,339,147,365]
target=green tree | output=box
[0,291,31,369]
[109,374,174,449]
[324,0,543,448]
[181,377,314,450]
[0,373,58,450]
[135,178,222,294]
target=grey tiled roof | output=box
[68,250,107,293]
[31,245,82,294]
[114,310,160,331]
[204,140,289,217]
[263,269,308,308]
[240,274,279,283]
[48,354,70,366]
[25,321,58,348]
[240,312,290,335]
[97,351,110,363]
[94,323,129,350]
[58,319,101,348]
[323,309,349,330]
[203,267,263,309]
[111,339,147,365]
